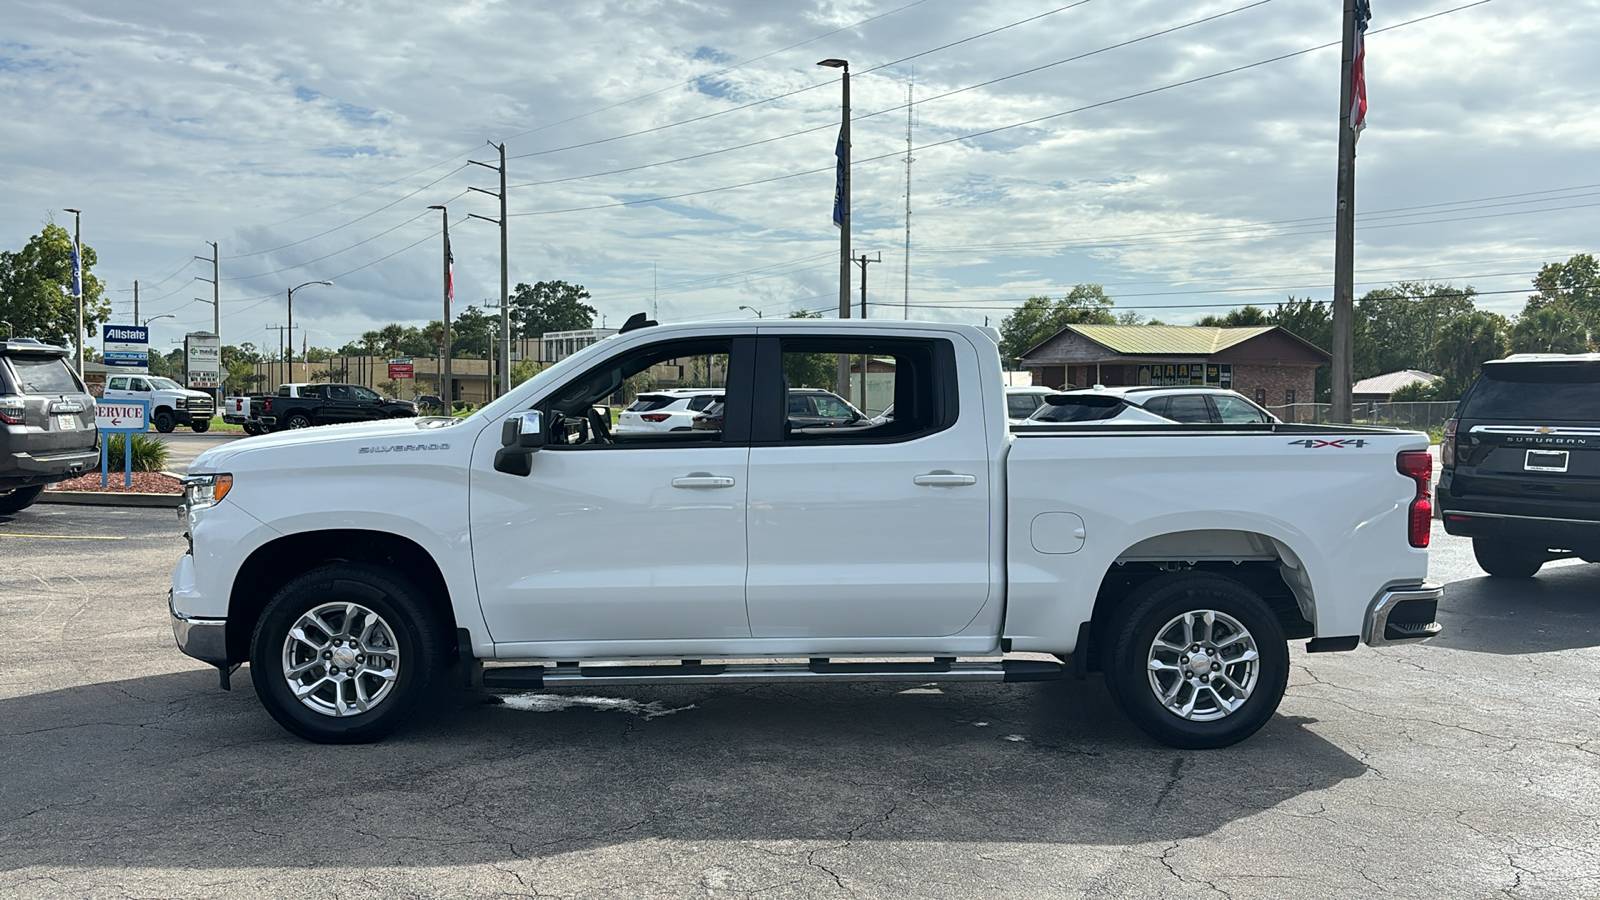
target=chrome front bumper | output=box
[170,589,228,665]
[1363,584,1443,646]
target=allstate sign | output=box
[103,324,150,371]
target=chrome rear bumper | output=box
[1363,584,1443,646]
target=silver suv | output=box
[0,340,99,513]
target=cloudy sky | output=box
[3,0,1595,354]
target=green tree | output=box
[1197,305,1270,327]
[1432,310,1508,393]
[451,305,494,359]
[510,357,547,388]
[1520,253,1599,342]
[1509,306,1590,354]
[1356,282,1477,378]
[222,342,265,393]
[998,285,1116,363]
[779,310,835,388]
[509,280,596,340]
[0,223,110,352]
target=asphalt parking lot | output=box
[1,508,1596,898]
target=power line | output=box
[228,165,470,259]
[503,0,1496,220]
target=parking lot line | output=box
[0,533,128,540]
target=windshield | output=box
[150,377,185,391]
[1460,362,1600,421]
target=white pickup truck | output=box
[171,317,1440,748]
[103,373,215,433]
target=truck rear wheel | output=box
[250,563,443,743]
[1104,573,1288,749]
[285,412,313,429]
[1472,539,1544,578]
[0,485,44,514]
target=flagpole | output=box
[429,205,452,406]
[65,209,83,376]
[1331,0,1366,424]
[818,58,851,397]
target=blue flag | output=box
[70,242,82,296]
[832,129,845,228]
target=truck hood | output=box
[189,416,468,473]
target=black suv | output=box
[1439,354,1600,577]
[0,340,99,513]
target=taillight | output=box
[0,397,24,425]
[1441,417,1458,468]
[641,413,671,423]
[263,399,273,412]
[1397,450,1432,548]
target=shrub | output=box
[104,433,171,472]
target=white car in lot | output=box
[614,388,723,434]
[1004,385,1057,425]
[1032,385,1280,425]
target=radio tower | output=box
[902,82,915,320]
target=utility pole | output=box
[194,242,220,404]
[468,141,509,397]
[856,252,880,409]
[266,324,298,389]
[1331,0,1367,424]
[903,81,915,320]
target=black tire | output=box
[0,485,45,514]
[1473,539,1544,578]
[285,412,313,430]
[1104,572,1289,750]
[243,424,263,436]
[191,418,211,433]
[153,409,176,433]
[250,563,444,743]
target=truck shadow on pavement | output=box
[1431,563,1600,655]
[0,669,1366,872]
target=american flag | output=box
[832,128,845,228]
[445,232,455,301]
[1351,0,1371,139]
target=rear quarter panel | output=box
[1004,428,1431,651]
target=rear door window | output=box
[6,357,84,394]
[1460,363,1600,421]
[1162,394,1214,423]
[628,395,676,412]
[1213,395,1268,424]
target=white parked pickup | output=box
[171,317,1441,747]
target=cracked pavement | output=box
[1,506,1596,898]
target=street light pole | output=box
[818,58,851,397]
[286,281,331,383]
[427,205,453,406]
[64,208,82,376]
[739,306,764,318]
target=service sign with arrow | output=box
[94,399,150,487]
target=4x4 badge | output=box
[1287,438,1368,448]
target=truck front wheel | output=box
[1104,573,1288,750]
[285,412,313,429]
[191,418,211,433]
[250,563,444,743]
[153,409,176,433]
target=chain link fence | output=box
[1267,401,1458,432]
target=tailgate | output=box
[1450,424,1600,512]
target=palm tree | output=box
[1510,306,1590,354]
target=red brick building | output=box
[1018,325,1329,409]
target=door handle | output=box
[672,475,736,488]
[913,473,977,486]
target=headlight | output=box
[175,398,187,408]
[182,473,233,510]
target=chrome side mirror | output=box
[495,411,544,475]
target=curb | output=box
[40,490,183,508]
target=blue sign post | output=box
[94,399,150,488]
